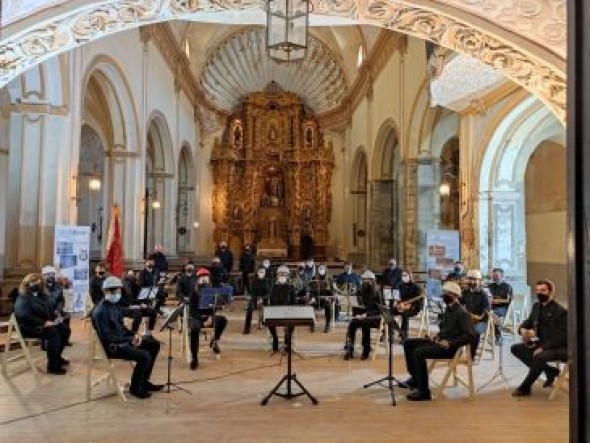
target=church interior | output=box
[0,1,572,441]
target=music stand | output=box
[478,321,509,392]
[160,304,192,395]
[363,305,403,406]
[261,307,318,406]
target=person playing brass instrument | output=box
[459,269,490,353]
[511,279,567,397]
[308,263,335,333]
[390,270,423,342]
[343,270,382,361]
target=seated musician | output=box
[292,263,310,301]
[511,279,567,397]
[402,281,476,401]
[381,258,403,291]
[390,270,423,342]
[138,258,165,315]
[308,264,335,333]
[14,273,71,375]
[334,262,361,322]
[42,265,72,333]
[122,269,157,335]
[188,268,228,370]
[343,270,383,361]
[267,265,298,352]
[208,256,229,288]
[459,269,490,353]
[243,267,272,334]
[488,268,513,343]
[91,277,163,398]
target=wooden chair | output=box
[428,345,475,400]
[371,315,389,361]
[82,294,94,331]
[1,313,43,379]
[86,327,127,401]
[548,361,569,400]
[474,315,495,364]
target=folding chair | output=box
[371,315,389,361]
[1,313,43,379]
[548,361,569,400]
[474,315,495,364]
[86,327,127,401]
[428,345,475,400]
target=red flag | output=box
[106,205,124,278]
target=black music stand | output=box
[363,305,402,406]
[160,304,192,395]
[261,318,318,406]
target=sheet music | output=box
[383,288,393,301]
[392,289,400,302]
[263,306,316,320]
[138,286,158,300]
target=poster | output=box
[426,230,460,271]
[54,225,91,313]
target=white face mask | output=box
[106,292,121,304]
[345,266,352,274]
[318,269,326,276]
[263,260,270,269]
[306,261,313,268]
[402,275,410,283]
[198,277,210,285]
[257,271,266,279]
[277,275,288,284]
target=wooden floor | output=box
[0,308,569,443]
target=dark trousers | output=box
[108,335,160,392]
[390,307,417,339]
[268,326,293,348]
[242,272,252,294]
[511,343,568,391]
[190,315,228,360]
[403,338,457,392]
[129,307,157,332]
[23,323,70,370]
[244,296,264,333]
[346,315,381,352]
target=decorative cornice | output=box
[149,171,174,179]
[10,102,69,115]
[0,0,566,122]
[106,149,139,158]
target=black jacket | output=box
[357,285,383,317]
[438,302,476,347]
[176,273,199,302]
[251,278,271,300]
[139,268,158,287]
[399,282,423,314]
[14,292,54,336]
[520,299,567,351]
[46,283,65,313]
[460,288,490,320]
[217,248,234,273]
[381,267,403,290]
[90,275,106,305]
[269,284,297,306]
[488,281,513,308]
[239,252,256,274]
[91,299,134,347]
[123,277,141,304]
[209,265,229,287]
[149,251,169,274]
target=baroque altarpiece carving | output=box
[210,84,334,258]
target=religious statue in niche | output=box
[305,127,313,148]
[233,205,243,221]
[233,123,242,149]
[260,167,284,208]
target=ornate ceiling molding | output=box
[0,0,566,121]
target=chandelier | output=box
[265,0,310,62]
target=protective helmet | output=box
[442,281,462,297]
[103,276,123,290]
[277,265,290,275]
[41,265,57,275]
[197,267,210,277]
[466,269,482,279]
[361,270,376,280]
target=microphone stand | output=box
[363,305,401,406]
[160,304,192,395]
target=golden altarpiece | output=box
[210,84,334,259]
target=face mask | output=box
[306,261,313,268]
[454,267,461,273]
[198,277,210,286]
[345,267,352,274]
[537,293,550,303]
[389,264,396,269]
[492,277,501,283]
[318,269,326,276]
[361,282,372,291]
[468,282,477,289]
[402,275,410,283]
[29,284,41,293]
[257,271,266,279]
[97,272,105,277]
[106,293,121,304]
[263,261,270,269]
[443,294,454,305]
[277,276,288,284]
[246,249,251,254]
[45,277,56,287]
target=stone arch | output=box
[477,96,565,293]
[145,111,175,257]
[0,1,566,120]
[350,146,368,264]
[176,142,195,255]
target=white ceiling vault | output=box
[199,27,349,114]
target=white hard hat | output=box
[277,265,290,275]
[41,265,57,275]
[442,281,462,297]
[467,269,482,279]
[361,270,376,280]
[103,276,123,290]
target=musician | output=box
[42,265,70,327]
[239,244,256,294]
[446,261,467,282]
[216,240,234,274]
[303,258,316,281]
[511,279,567,397]
[309,264,335,333]
[488,268,513,342]
[187,268,228,370]
[390,270,423,342]
[138,258,166,315]
[209,256,229,288]
[122,270,157,335]
[267,265,298,352]
[335,262,362,289]
[89,263,108,305]
[459,269,490,353]
[381,258,403,291]
[14,273,71,375]
[243,267,272,334]
[343,270,383,360]
[92,277,163,399]
[403,281,476,401]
